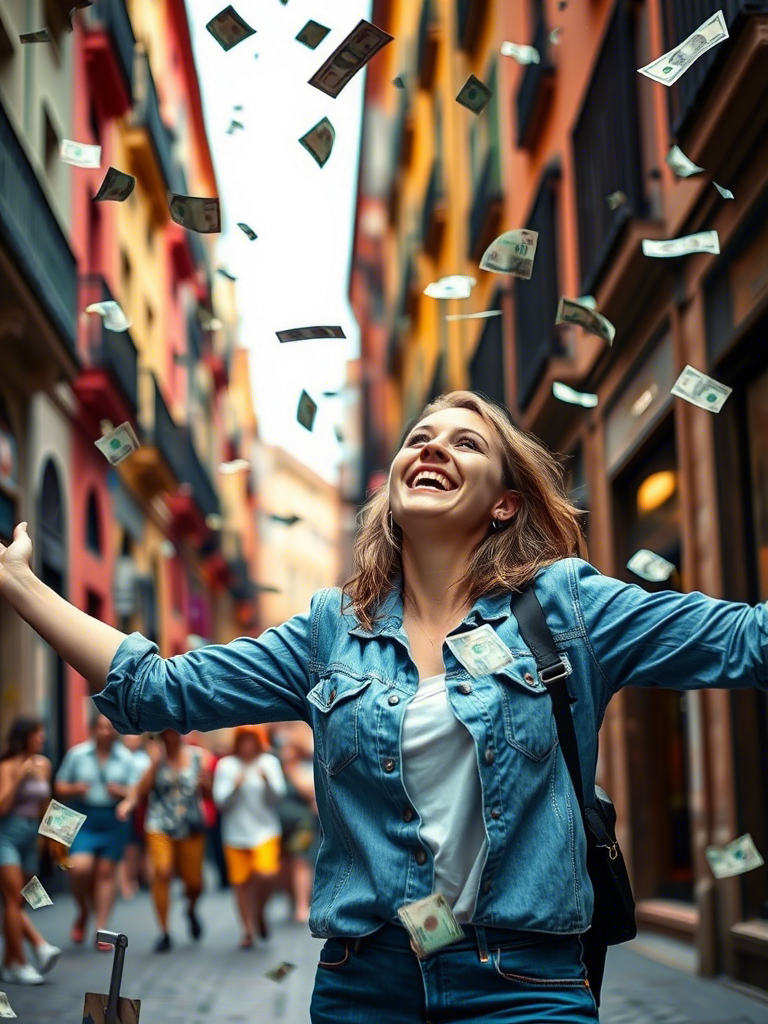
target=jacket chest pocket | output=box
[495,662,558,762]
[307,671,372,776]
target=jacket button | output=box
[415,848,427,865]
[388,694,400,706]
[490,808,501,820]
[328,688,337,703]
[383,758,396,773]
[483,878,493,893]
[523,673,535,684]
[403,808,414,822]
[485,747,495,765]
[457,682,472,695]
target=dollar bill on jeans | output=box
[398,893,464,957]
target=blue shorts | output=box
[0,815,39,874]
[69,805,129,862]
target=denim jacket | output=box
[94,558,768,938]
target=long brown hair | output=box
[341,391,586,631]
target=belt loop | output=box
[474,926,489,963]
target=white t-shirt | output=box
[213,753,287,849]
[401,673,487,923]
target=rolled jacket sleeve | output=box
[570,559,768,702]
[94,590,327,734]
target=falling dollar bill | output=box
[552,382,598,408]
[296,19,330,49]
[606,190,628,210]
[20,28,51,43]
[39,799,87,847]
[670,365,732,413]
[392,74,406,89]
[713,181,734,200]
[642,230,719,258]
[206,5,255,51]
[627,549,676,583]
[638,10,728,86]
[237,222,257,240]
[445,310,503,321]
[397,893,464,958]
[549,27,563,45]
[169,194,221,233]
[706,834,764,879]
[480,229,538,279]
[0,993,15,1019]
[500,41,540,64]
[277,326,346,343]
[424,275,476,300]
[94,422,140,466]
[93,166,135,202]
[665,145,704,178]
[308,19,393,98]
[265,962,297,983]
[299,116,335,168]
[21,876,53,910]
[60,139,101,169]
[296,390,318,432]
[456,73,492,114]
[445,624,515,678]
[556,296,616,346]
[226,119,244,134]
[85,300,131,332]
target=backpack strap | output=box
[510,587,585,812]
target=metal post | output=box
[96,930,129,1024]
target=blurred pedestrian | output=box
[0,716,61,985]
[119,729,210,953]
[272,722,319,924]
[54,711,134,948]
[117,734,150,900]
[203,732,231,891]
[213,725,285,947]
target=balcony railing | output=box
[661,0,768,137]
[79,275,138,413]
[131,53,180,194]
[515,168,563,410]
[572,0,645,295]
[456,0,489,51]
[468,147,503,261]
[422,159,446,257]
[516,13,555,148]
[0,100,77,355]
[417,0,439,89]
[84,0,135,103]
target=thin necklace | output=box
[405,603,465,649]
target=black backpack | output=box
[510,586,637,1007]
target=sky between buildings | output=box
[186,0,373,485]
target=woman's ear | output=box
[496,491,521,522]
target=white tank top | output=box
[401,673,488,923]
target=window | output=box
[85,490,102,555]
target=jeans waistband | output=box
[349,922,576,961]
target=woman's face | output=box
[236,735,259,762]
[389,407,516,534]
[27,727,45,756]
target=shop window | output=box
[85,490,102,555]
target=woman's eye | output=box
[457,438,478,449]
[408,433,427,444]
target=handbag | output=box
[510,585,637,1007]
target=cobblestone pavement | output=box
[4,879,768,1023]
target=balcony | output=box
[572,0,646,296]
[126,52,180,215]
[83,0,135,116]
[417,0,439,89]
[456,0,489,51]
[125,374,178,496]
[422,159,447,257]
[661,0,768,138]
[468,147,503,261]
[227,554,257,603]
[0,99,77,364]
[173,166,210,282]
[74,275,138,428]
[516,13,555,148]
[165,427,220,534]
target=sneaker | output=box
[34,943,61,975]
[0,963,45,985]
[153,933,172,954]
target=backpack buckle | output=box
[537,655,572,686]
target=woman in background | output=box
[0,717,60,985]
[213,726,286,947]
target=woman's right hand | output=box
[115,797,135,822]
[0,523,33,596]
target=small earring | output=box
[491,518,499,530]
[388,509,394,532]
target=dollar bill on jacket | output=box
[397,893,464,958]
[638,10,728,86]
[642,230,719,258]
[299,117,335,168]
[556,297,616,346]
[706,834,764,879]
[206,5,255,51]
[60,139,101,169]
[626,549,676,583]
[480,229,538,279]
[93,166,135,202]
[456,74,492,114]
[85,299,131,332]
[670,365,731,413]
[552,382,598,408]
[39,799,87,847]
[500,41,539,64]
[0,993,15,1019]
[20,28,51,42]
[237,222,257,240]
[82,992,140,1024]
[277,326,346,343]
[296,390,317,432]
[308,19,393,98]
[296,19,330,49]
[94,422,140,466]
[21,876,53,910]
[169,194,221,234]
[265,962,297,983]
[665,144,704,178]
[445,624,514,678]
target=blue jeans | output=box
[310,922,600,1023]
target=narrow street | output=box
[6,879,768,1023]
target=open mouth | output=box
[406,469,457,492]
